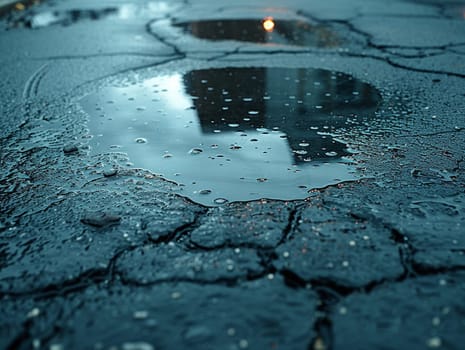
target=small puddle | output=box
[173,19,340,47]
[7,2,174,28]
[81,67,381,206]
[27,8,118,28]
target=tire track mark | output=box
[22,63,49,100]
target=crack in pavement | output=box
[2,199,465,347]
[0,203,297,297]
[145,18,187,58]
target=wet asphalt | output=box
[1,0,465,349]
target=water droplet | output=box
[239,339,249,349]
[213,198,228,204]
[103,169,117,177]
[133,311,149,319]
[27,308,40,318]
[230,145,242,150]
[184,325,212,343]
[122,342,154,350]
[325,151,338,157]
[50,344,64,350]
[257,178,268,182]
[427,337,442,348]
[135,138,147,144]
[171,292,182,299]
[189,148,203,155]
[199,189,212,195]
[313,337,326,350]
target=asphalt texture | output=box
[1,0,465,349]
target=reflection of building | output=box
[176,19,340,47]
[184,68,381,163]
[186,20,267,43]
[184,68,266,131]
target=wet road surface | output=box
[1,0,465,349]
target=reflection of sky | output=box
[141,74,193,110]
[81,69,379,206]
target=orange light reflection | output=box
[263,17,275,32]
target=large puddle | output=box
[173,19,340,47]
[82,67,381,206]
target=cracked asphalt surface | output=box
[1,0,465,349]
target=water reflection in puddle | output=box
[81,67,381,206]
[174,19,340,47]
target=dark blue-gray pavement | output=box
[1,0,465,349]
